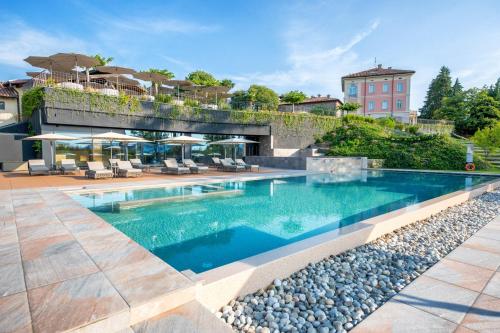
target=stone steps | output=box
[128,301,233,333]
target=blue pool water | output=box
[72,171,497,273]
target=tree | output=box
[230,90,250,109]
[93,54,114,66]
[220,79,235,89]
[419,66,453,119]
[434,91,468,122]
[451,78,463,96]
[489,78,500,102]
[186,70,219,86]
[456,90,500,135]
[339,102,361,116]
[281,90,307,112]
[472,122,500,158]
[247,85,279,111]
[148,68,175,79]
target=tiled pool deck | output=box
[1,169,500,332]
[353,214,500,333]
[0,169,310,333]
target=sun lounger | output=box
[87,161,113,179]
[28,159,50,176]
[117,161,143,178]
[161,159,190,175]
[211,157,222,169]
[130,158,150,171]
[235,158,259,172]
[220,159,245,172]
[108,159,120,168]
[60,159,80,174]
[184,159,209,174]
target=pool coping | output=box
[193,177,500,311]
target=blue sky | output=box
[1,0,499,109]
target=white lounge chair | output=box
[87,161,113,179]
[184,159,209,174]
[130,158,150,171]
[116,161,143,178]
[221,159,245,172]
[161,159,190,175]
[28,159,50,176]
[60,159,80,174]
[235,158,259,172]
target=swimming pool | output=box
[71,171,497,273]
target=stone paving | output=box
[0,169,308,333]
[353,215,500,333]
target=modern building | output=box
[341,65,416,123]
[278,95,342,114]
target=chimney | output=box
[377,64,382,69]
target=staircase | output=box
[474,148,500,168]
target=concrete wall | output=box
[306,157,368,173]
[0,133,31,164]
[245,156,367,171]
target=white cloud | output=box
[230,19,380,99]
[0,21,87,68]
[102,17,219,35]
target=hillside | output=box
[319,116,490,170]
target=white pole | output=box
[51,141,54,170]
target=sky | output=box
[1,0,500,109]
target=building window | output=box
[382,83,389,93]
[396,99,403,109]
[0,101,5,110]
[382,100,388,110]
[368,101,375,111]
[348,83,358,97]
[397,82,404,92]
[368,83,375,94]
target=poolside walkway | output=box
[0,168,309,333]
[353,214,500,333]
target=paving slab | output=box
[462,235,500,255]
[0,262,26,297]
[352,299,458,333]
[482,272,500,299]
[393,275,479,324]
[0,292,32,333]
[423,258,494,292]
[446,246,500,271]
[460,294,500,332]
[28,272,129,333]
[131,301,233,333]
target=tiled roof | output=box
[342,66,415,79]
[280,96,342,105]
[0,86,18,98]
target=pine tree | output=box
[451,78,463,96]
[488,77,500,102]
[419,66,453,119]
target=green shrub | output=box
[375,117,396,128]
[323,121,490,170]
[155,94,173,104]
[21,87,45,119]
[309,105,337,116]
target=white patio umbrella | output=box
[23,133,78,169]
[157,135,207,162]
[82,132,149,159]
[209,138,259,159]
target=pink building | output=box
[341,65,416,123]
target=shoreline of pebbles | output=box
[217,190,500,333]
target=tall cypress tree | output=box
[451,78,463,96]
[488,77,500,102]
[419,66,453,118]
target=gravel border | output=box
[217,190,500,333]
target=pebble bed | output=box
[217,190,500,333]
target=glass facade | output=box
[53,129,258,167]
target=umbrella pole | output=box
[75,60,79,83]
[51,141,54,170]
